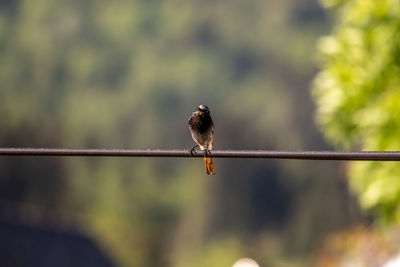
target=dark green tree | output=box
[0,0,349,266]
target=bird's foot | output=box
[190,145,199,156]
[204,149,211,157]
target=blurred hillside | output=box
[0,0,363,266]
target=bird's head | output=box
[197,104,210,115]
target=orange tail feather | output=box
[204,157,215,175]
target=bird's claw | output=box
[204,149,211,157]
[190,145,199,156]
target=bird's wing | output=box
[188,112,195,125]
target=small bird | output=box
[188,104,215,175]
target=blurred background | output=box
[0,0,399,266]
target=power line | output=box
[0,148,400,160]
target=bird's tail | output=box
[204,156,215,175]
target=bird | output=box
[188,104,215,175]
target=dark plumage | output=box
[188,104,215,175]
[188,105,214,151]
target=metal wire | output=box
[1,148,400,160]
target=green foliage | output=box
[314,0,400,223]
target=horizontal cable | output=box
[0,148,400,160]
